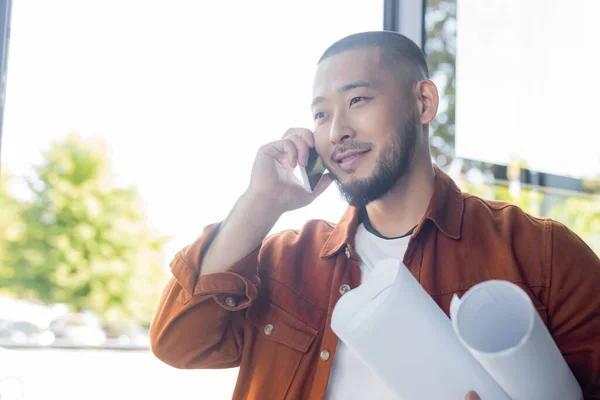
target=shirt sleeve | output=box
[547,221,600,399]
[149,222,262,369]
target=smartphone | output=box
[300,147,327,192]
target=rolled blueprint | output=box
[450,280,583,400]
[331,259,509,400]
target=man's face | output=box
[311,47,419,208]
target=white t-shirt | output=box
[324,222,412,400]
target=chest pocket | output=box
[241,300,318,399]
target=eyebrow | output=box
[311,80,373,108]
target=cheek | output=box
[313,132,330,159]
[373,115,404,144]
[355,104,395,137]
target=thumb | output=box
[310,173,333,197]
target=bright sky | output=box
[2,0,383,261]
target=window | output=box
[425,0,600,254]
[0,1,383,398]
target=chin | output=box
[337,165,375,178]
[335,171,372,189]
[340,167,372,181]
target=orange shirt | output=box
[150,166,600,399]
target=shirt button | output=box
[344,246,351,259]
[225,296,237,307]
[339,284,351,295]
[264,324,274,336]
[320,349,330,361]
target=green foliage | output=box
[458,179,600,255]
[547,196,600,255]
[1,133,169,324]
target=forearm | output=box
[151,218,264,369]
[200,189,283,277]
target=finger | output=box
[279,139,299,169]
[282,127,315,148]
[298,129,315,148]
[259,143,287,165]
[285,135,311,167]
[260,140,298,169]
[465,391,481,400]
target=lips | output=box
[334,149,370,164]
[334,150,370,172]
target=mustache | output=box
[330,141,373,163]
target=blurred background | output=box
[0,0,598,399]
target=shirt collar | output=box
[320,164,464,258]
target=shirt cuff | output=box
[170,222,261,310]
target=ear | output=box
[415,80,439,125]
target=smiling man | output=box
[150,31,600,399]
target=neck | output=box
[364,156,435,238]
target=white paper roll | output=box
[450,280,583,400]
[331,259,510,400]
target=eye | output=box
[314,111,326,121]
[349,96,367,106]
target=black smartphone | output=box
[300,147,327,192]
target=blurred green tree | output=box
[547,196,600,255]
[4,133,169,323]
[457,177,600,255]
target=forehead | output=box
[313,47,386,97]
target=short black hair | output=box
[318,31,430,81]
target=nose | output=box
[329,110,356,145]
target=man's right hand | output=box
[199,128,333,277]
[247,128,332,214]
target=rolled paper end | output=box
[452,280,535,356]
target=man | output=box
[150,31,600,399]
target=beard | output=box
[329,114,419,208]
